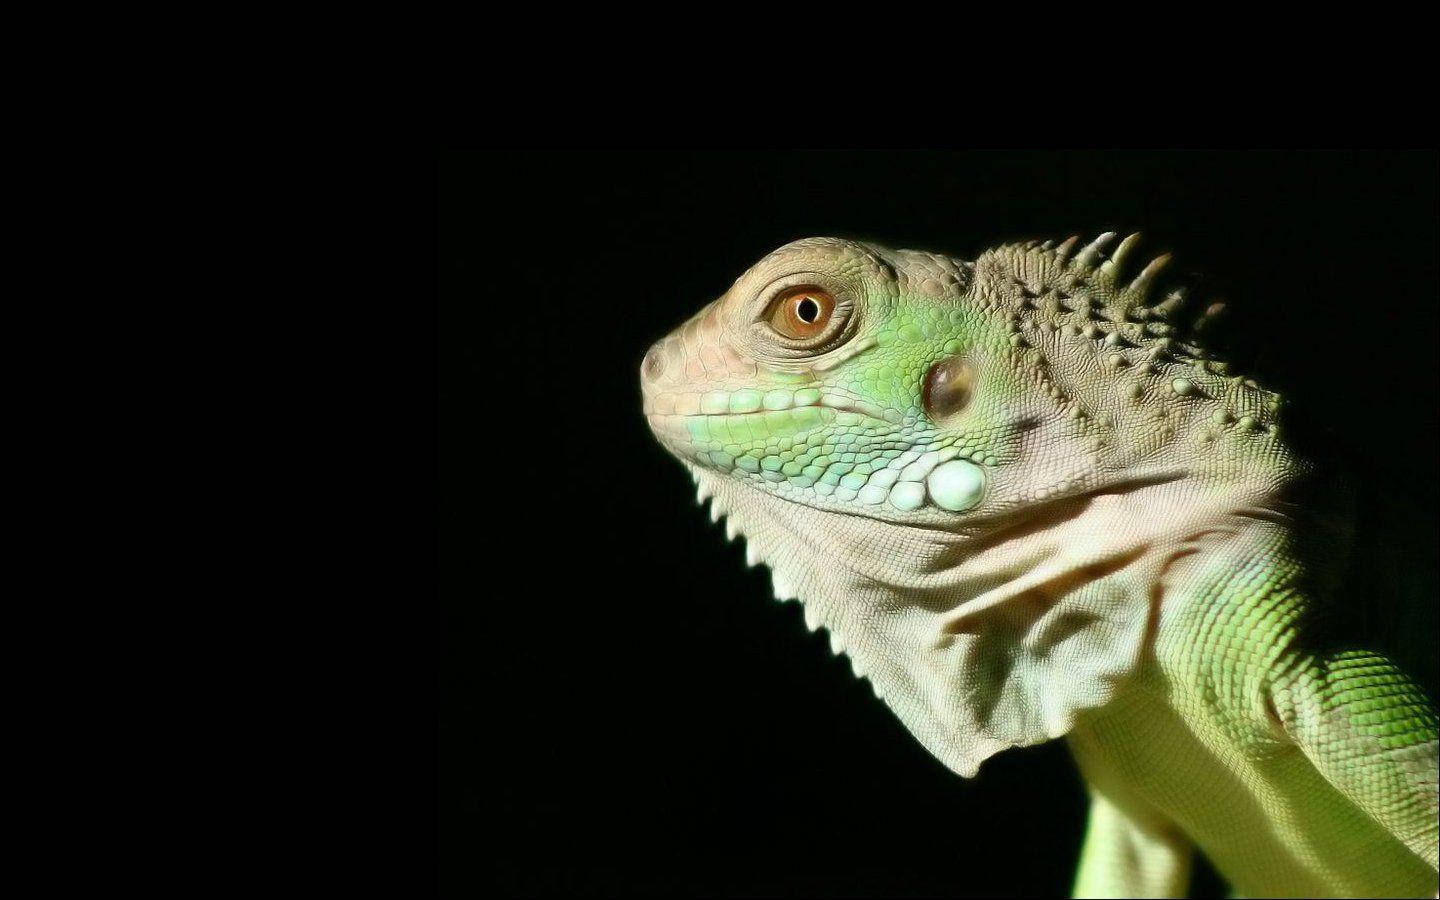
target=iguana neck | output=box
[694,458,1294,777]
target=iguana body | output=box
[640,235,1438,897]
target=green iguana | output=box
[640,234,1439,898]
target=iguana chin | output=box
[640,234,1439,898]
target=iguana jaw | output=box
[649,387,1195,532]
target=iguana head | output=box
[641,234,1291,776]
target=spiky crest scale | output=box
[975,233,1286,444]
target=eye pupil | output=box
[768,287,835,340]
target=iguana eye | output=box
[767,288,835,340]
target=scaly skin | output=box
[640,235,1438,897]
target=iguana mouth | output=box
[644,404,894,448]
[642,389,901,423]
[643,389,901,452]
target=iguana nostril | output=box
[923,355,974,424]
[642,345,666,383]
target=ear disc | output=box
[923,355,974,425]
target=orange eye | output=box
[768,288,835,340]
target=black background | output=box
[438,151,1437,897]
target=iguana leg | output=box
[1270,647,1440,873]
[1073,788,1193,899]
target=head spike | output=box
[1193,300,1227,333]
[1151,287,1188,320]
[1103,232,1143,277]
[1072,232,1117,271]
[1053,235,1080,263]
[1127,253,1172,300]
